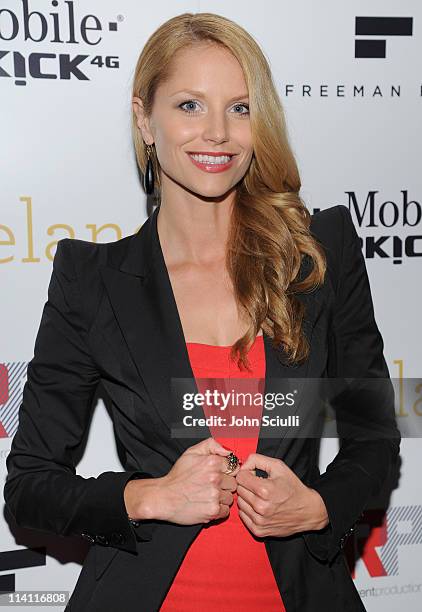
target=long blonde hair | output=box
[131,13,327,371]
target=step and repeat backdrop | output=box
[1,1,421,610]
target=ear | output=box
[132,96,154,145]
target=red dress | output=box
[160,335,286,611]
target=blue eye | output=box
[179,100,199,114]
[178,100,249,116]
[232,103,250,116]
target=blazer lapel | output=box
[100,205,318,461]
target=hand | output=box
[131,437,241,526]
[235,453,329,538]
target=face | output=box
[133,43,254,199]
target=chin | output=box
[181,180,233,199]
[195,187,234,200]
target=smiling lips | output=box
[187,151,236,173]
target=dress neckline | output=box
[186,333,264,349]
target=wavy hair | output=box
[131,12,327,371]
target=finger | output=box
[186,437,234,457]
[208,501,231,522]
[217,503,231,520]
[237,508,254,532]
[209,438,238,457]
[237,501,268,536]
[236,482,266,510]
[239,452,284,477]
[237,494,260,521]
[235,468,271,497]
[219,490,234,506]
[220,474,238,491]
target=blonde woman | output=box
[4,13,400,612]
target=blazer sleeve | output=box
[3,238,154,555]
[302,205,401,565]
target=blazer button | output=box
[81,532,95,544]
[110,532,125,545]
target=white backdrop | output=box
[1,1,421,610]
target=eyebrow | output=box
[170,89,249,102]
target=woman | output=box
[4,12,400,612]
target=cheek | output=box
[158,114,197,146]
[237,126,253,152]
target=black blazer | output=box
[4,204,401,612]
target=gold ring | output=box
[223,452,240,475]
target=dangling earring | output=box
[144,143,155,195]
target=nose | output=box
[202,108,229,144]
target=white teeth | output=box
[189,154,232,164]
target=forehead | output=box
[158,43,248,97]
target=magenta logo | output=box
[0,362,28,438]
[0,0,124,85]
